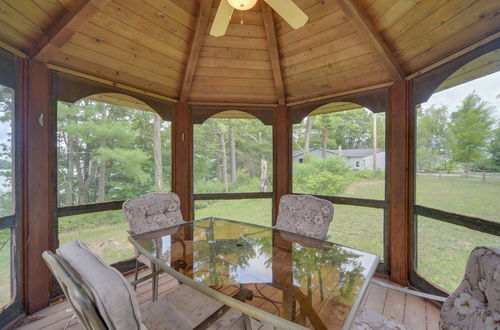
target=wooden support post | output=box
[272,105,292,225]
[22,60,55,313]
[387,80,411,285]
[172,102,193,221]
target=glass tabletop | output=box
[130,218,379,330]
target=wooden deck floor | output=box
[13,271,440,330]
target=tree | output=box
[488,126,500,171]
[416,105,449,171]
[57,98,171,206]
[448,93,494,173]
[304,115,315,157]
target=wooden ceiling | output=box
[0,0,498,106]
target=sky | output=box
[420,70,500,122]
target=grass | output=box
[59,213,135,265]
[0,229,11,309]
[1,175,498,308]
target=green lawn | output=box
[0,229,11,309]
[1,176,498,307]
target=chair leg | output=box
[151,263,158,302]
[133,257,139,291]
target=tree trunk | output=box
[65,135,75,206]
[97,103,107,203]
[322,128,328,160]
[260,158,268,192]
[372,113,377,170]
[304,116,315,158]
[218,130,229,193]
[153,114,163,191]
[76,146,90,204]
[229,125,237,184]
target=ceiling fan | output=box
[210,0,309,37]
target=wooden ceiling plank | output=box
[406,32,500,80]
[30,0,109,61]
[336,0,404,81]
[179,0,213,102]
[262,1,285,105]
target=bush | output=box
[352,169,384,180]
[294,156,353,195]
[58,210,124,233]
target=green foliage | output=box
[58,210,124,233]
[416,105,449,171]
[487,126,500,171]
[448,93,495,171]
[193,117,273,193]
[57,99,171,206]
[352,169,385,180]
[294,108,385,152]
[294,156,353,195]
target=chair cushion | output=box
[123,192,184,234]
[275,194,334,240]
[440,246,500,330]
[353,307,408,330]
[57,240,146,330]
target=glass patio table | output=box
[128,218,379,330]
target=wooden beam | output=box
[179,0,214,102]
[172,102,193,221]
[261,2,286,105]
[22,60,55,313]
[272,105,292,225]
[30,0,109,62]
[188,101,277,107]
[0,40,28,58]
[336,0,404,81]
[46,64,178,103]
[387,80,411,285]
[286,82,393,107]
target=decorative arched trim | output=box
[55,72,174,121]
[191,104,273,125]
[289,88,388,124]
[412,37,500,105]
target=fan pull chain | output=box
[240,11,244,24]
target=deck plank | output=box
[364,283,388,315]
[15,273,441,329]
[426,302,441,330]
[404,293,427,330]
[382,289,406,323]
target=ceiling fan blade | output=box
[264,0,308,29]
[210,0,234,37]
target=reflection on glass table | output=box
[129,218,379,330]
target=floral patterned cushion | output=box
[123,192,184,234]
[274,194,334,240]
[352,307,408,330]
[440,246,500,330]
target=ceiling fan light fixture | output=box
[227,0,258,11]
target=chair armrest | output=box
[370,279,448,302]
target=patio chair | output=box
[43,240,259,330]
[122,192,185,300]
[354,246,500,329]
[274,194,334,240]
